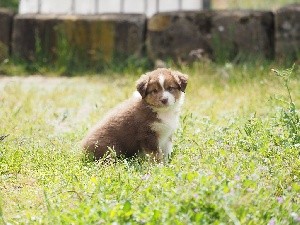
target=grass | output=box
[0,0,18,11]
[0,62,300,224]
[212,0,297,10]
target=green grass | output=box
[0,0,18,11]
[212,0,297,10]
[0,62,300,224]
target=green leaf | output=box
[123,201,131,212]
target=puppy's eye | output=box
[150,89,158,94]
[167,86,176,92]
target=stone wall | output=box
[0,4,299,65]
[12,14,146,63]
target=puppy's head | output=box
[136,68,188,108]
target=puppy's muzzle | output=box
[160,98,168,105]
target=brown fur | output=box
[81,68,188,161]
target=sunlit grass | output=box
[212,0,297,10]
[0,62,299,224]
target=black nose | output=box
[161,98,168,105]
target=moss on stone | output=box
[61,17,115,63]
[148,14,171,32]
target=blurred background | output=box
[0,0,298,75]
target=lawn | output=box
[0,62,299,224]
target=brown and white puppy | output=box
[81,68,188,162]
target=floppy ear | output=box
[172,71,188,92]
[136,74,149,99]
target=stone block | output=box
[275,4,300,60]
[211,10,274,60]
[146,11,213,63]
[146,10,274,63]
[12,14,61,61]
[12,14,146,63]
[60,14,146,63]
[0,8,15,61]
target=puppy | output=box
[81,68,188,162]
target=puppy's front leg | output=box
[144,149,163,163]
[158,136,173,162]
[163,139,173,162]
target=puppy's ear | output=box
[172,71,188,92]
[136,74,149,98]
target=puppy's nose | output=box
[161,98,168,105]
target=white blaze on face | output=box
[158,74,165,88]
[158,74,176,106]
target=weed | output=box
[211,29,237,63]
[272,64,300,145]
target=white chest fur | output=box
[152,109,180,137]
[151,94,184,159]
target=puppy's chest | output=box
[151,110,180,138]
